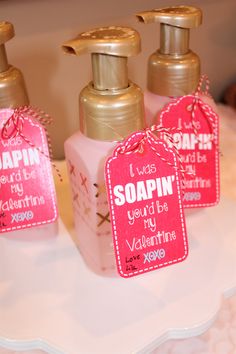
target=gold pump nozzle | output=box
[0,21,29,108]
[136,6,202,96]
[0,22,14,72]
[62,26,140,91]
[62,26,145,141]
[62,26,140,57]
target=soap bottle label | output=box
[160,95,220,208]
[0,108,58,233]
[105,131,188,278]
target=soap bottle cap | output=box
[0,21,29,108]
[62,26,145,141]
[136,6,202,96]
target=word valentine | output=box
[126,231,176,252]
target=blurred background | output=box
[1,0,236,158]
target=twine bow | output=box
[1,106,62,181]
[115,124,191,181]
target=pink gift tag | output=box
[105,131,188,278]
[0,108,58,234]
[160,95,220,208]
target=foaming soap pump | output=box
[62,26,145,276]
[136,6,208,126]
[137,7,220,209]
[0,22,29,108]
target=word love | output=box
[113,175,175,206]
[0,147,40,170]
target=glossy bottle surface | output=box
[144,91,171,127]
[63,26,145,276]
[65,132,116,275]
[65,82,144,276]
[144,91,218,127]
[137,6,203,127]
[144,91,218,128]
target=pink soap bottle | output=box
[0,22,58,239]
[62,26,145,276]
[136,6,215,127]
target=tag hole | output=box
[137,144,145,154]
[186,104,193,111]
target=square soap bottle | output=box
[62,26,145,276]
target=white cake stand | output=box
[0,196,235,354]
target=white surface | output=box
[0,104,236,354]
[0,200,235,354]
[153,294,236,354]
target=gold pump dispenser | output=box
[136,6,202,96]
[62,26,145,141]
[0,21,29,108]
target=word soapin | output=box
[113,175,175,206]
[169,133,213,150]
[0,148,40,170]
